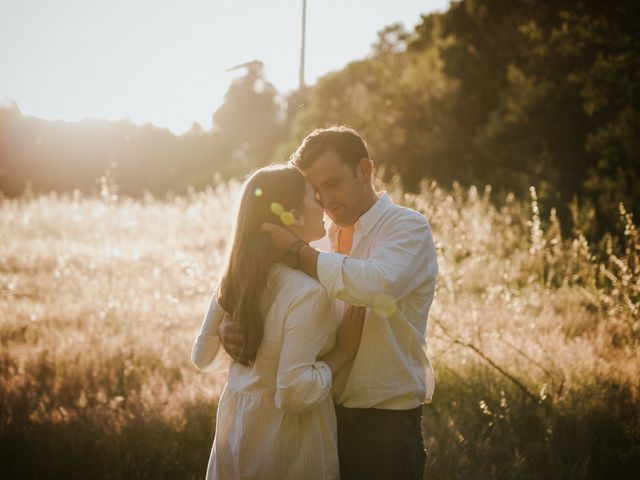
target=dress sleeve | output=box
[274,283,334,413]
[191,289,230,373]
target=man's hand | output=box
[217,313,247,365]
[261,223,298,256]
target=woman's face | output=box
[290,180,326,242]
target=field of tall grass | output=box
[1,177,638,480]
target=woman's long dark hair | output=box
[218,164,306,364]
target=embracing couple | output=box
[192,126,437,480]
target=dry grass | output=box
[1,179,638,479]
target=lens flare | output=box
[280,211,295,226]
[270,202,284,215]
[373,293,397,317]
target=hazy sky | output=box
[1,0,449,134]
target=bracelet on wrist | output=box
[283,239,307,269]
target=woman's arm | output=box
[191,289,230,372]
[320,305,365,376]
[275,286,364,413]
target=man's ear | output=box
[357,157,373,184]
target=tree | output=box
[283,0,640,232]
[212,60,285,176]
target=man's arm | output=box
[317,215,437,306]
[260,223,320,279]
[261,214,437,307]
[298,243,320,279]
[217,313,247,365]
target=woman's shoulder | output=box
[269,263,327,301]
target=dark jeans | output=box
[335,404,427,480]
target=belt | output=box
[335,404,422,421]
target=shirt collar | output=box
[326,192,392,246]
[354,191,392,237]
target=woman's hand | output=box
[321,305,366,376]
[336,305,366,360]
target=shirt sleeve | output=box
[317,214,438,307]
[275,283,334,413]
[191,289,230,373]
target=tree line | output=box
[1,0,638,234]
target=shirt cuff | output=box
[315,360,333,389]
[317,252,346,300]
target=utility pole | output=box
[299,0,307,89]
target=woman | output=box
[192,164,365,479]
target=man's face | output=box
[302,149,369,227]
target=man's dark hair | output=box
[290,126,370,171]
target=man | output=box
[224,126,437,479]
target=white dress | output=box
[192,264,339,480]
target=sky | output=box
[1,0,449,134]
